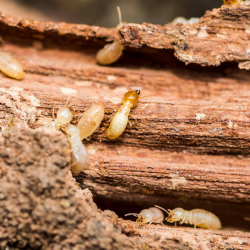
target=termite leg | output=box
[64,94,73,107]
[52,106,55,120]
[126,84,130,91]
[134,118,139,127]
[180,217,185,225]
[175,221,177,227]
[127,120,132,129]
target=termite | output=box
[125,206,165,225]
[47,96,74,130]
[223,0,242,4]
[0,51,24,79]
[165,207,222,230]
[62,124,88,175]
[77,103,105,139]
[170,17,199,25]
[107,86,141,140]
[96,7,124,65]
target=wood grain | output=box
[0,4,250,238]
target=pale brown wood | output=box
[0,3,250,247]
[117,4,250,69]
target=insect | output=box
[107,86,141,140]
[0,51,24,79]
[170,17,200,25]
[165,207,222,230]
[77,103,105,139]
[47,96,74,130]
[96,7,124,65]
[62,124,88,175]
[223,0,242,4]
[125,206,165,225]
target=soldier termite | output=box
[125,206,165,225]
[62,124,87,175]
[164,207,222,230]
[107,86,140,140]
[107,86,153,139]
[0,51,24,79]
[96,6,124,65]
[77,103,105,140]
[223,0,242,4]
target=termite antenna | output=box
[139,95,157,99]
[52,106,55,120]
[64,94,73,107]
[125,213,139,217]
[126,84,130,91]
[117,6,122,27]
[154,205,169,214]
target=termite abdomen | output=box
[96,40,124,66]
[62,124,87,175]
[96,6,124,65]
[0,51,24,80]
[77,103,104,139]
[166,208,222,230]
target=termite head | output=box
[166,208,185,223]
[125,209,153,224]
[137,209,153,224]
[123,90,140,107]
[223,0,241,4]
[57,107,74,124]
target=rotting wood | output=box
[1,128,249,250]
[117,4,250,69]
[119,219,250,250]
[0,3,250,246]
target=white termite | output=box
[62,124,87,175]
[165,207,222,230]
[77,103,105,139]
[0,51,24,79]
[170,16,200,25]
[96,6,124,65]
[47,96,74,130]
[125,206,165,225]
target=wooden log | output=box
[117,4,250,69]
[0,3,250,245]
[0,128,249,250]
[119,219,250,250]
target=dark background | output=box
[2,0,221,26]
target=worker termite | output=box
[61,124,88,175]
[170,17,200,25]
[77,103,105,140]
[125,206,165,225]
[107,86,140,140]
[0,51,24,79]
[165,207,222,230]
[47,96,74,130]
[96,7,124,65]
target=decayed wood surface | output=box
[0,3,250,240]
[1,128,249,250]
[120,219,250,250]
[117,4,250,69]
